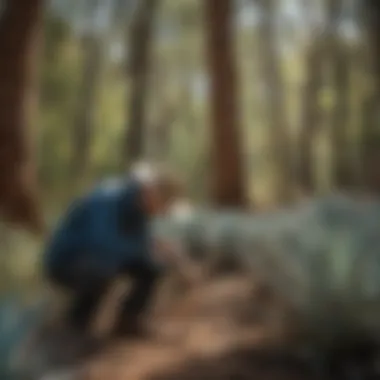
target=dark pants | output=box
[49,259,160,333]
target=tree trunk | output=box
[360,0,380,193]
[330,44,351,188]
[0,0,45,233]
[204,0,247,208]
[298,42,323,194]
[71,35,103,186]
[122,0,159,168]
[325,0,352,189]
[257,0,293,203]
[364,1,380,89]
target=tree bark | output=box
[298,42,323,194]
[122,0,159,168]
[364,1,380,88]
[325,0,352,189]
[360,0,380,192]
[257,0,293,203]
[0,0,45,233]
[204,0,247,208]
[330,44,351,188]
[71,34,103,186]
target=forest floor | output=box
[15,273,322,380]
[19,269,380,379]
[56,274,313,380]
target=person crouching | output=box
[43,164,182,340]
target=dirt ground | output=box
[25,273,380,380]
[63,275,315,380]
[13,273,327,380]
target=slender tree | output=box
[257,0,293,203]
[362,0,380,90]
[204,0,247,207]
[297,0,324,194]
[298,43,323,193]
[360,0,380,192]
[122,0,159,168]
[326,0,352,189]
[0,0,45,233]
[71,33,104,185]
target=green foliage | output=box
[91,72,126,177]
[38,14,83,199]
[5,0,378,289]
[34,1,377,206]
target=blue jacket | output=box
[44,177,152,276]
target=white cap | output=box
[130,161,158,185]
[130,161,183,201]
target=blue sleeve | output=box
[119,181,153,260]
[118,180,145,232]
[108,224,152,261]
[52,199,90,247]
[87,180,151,262]
[44,198,92,269]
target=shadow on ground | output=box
[149,345,316,380]
[14,273,345,380]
